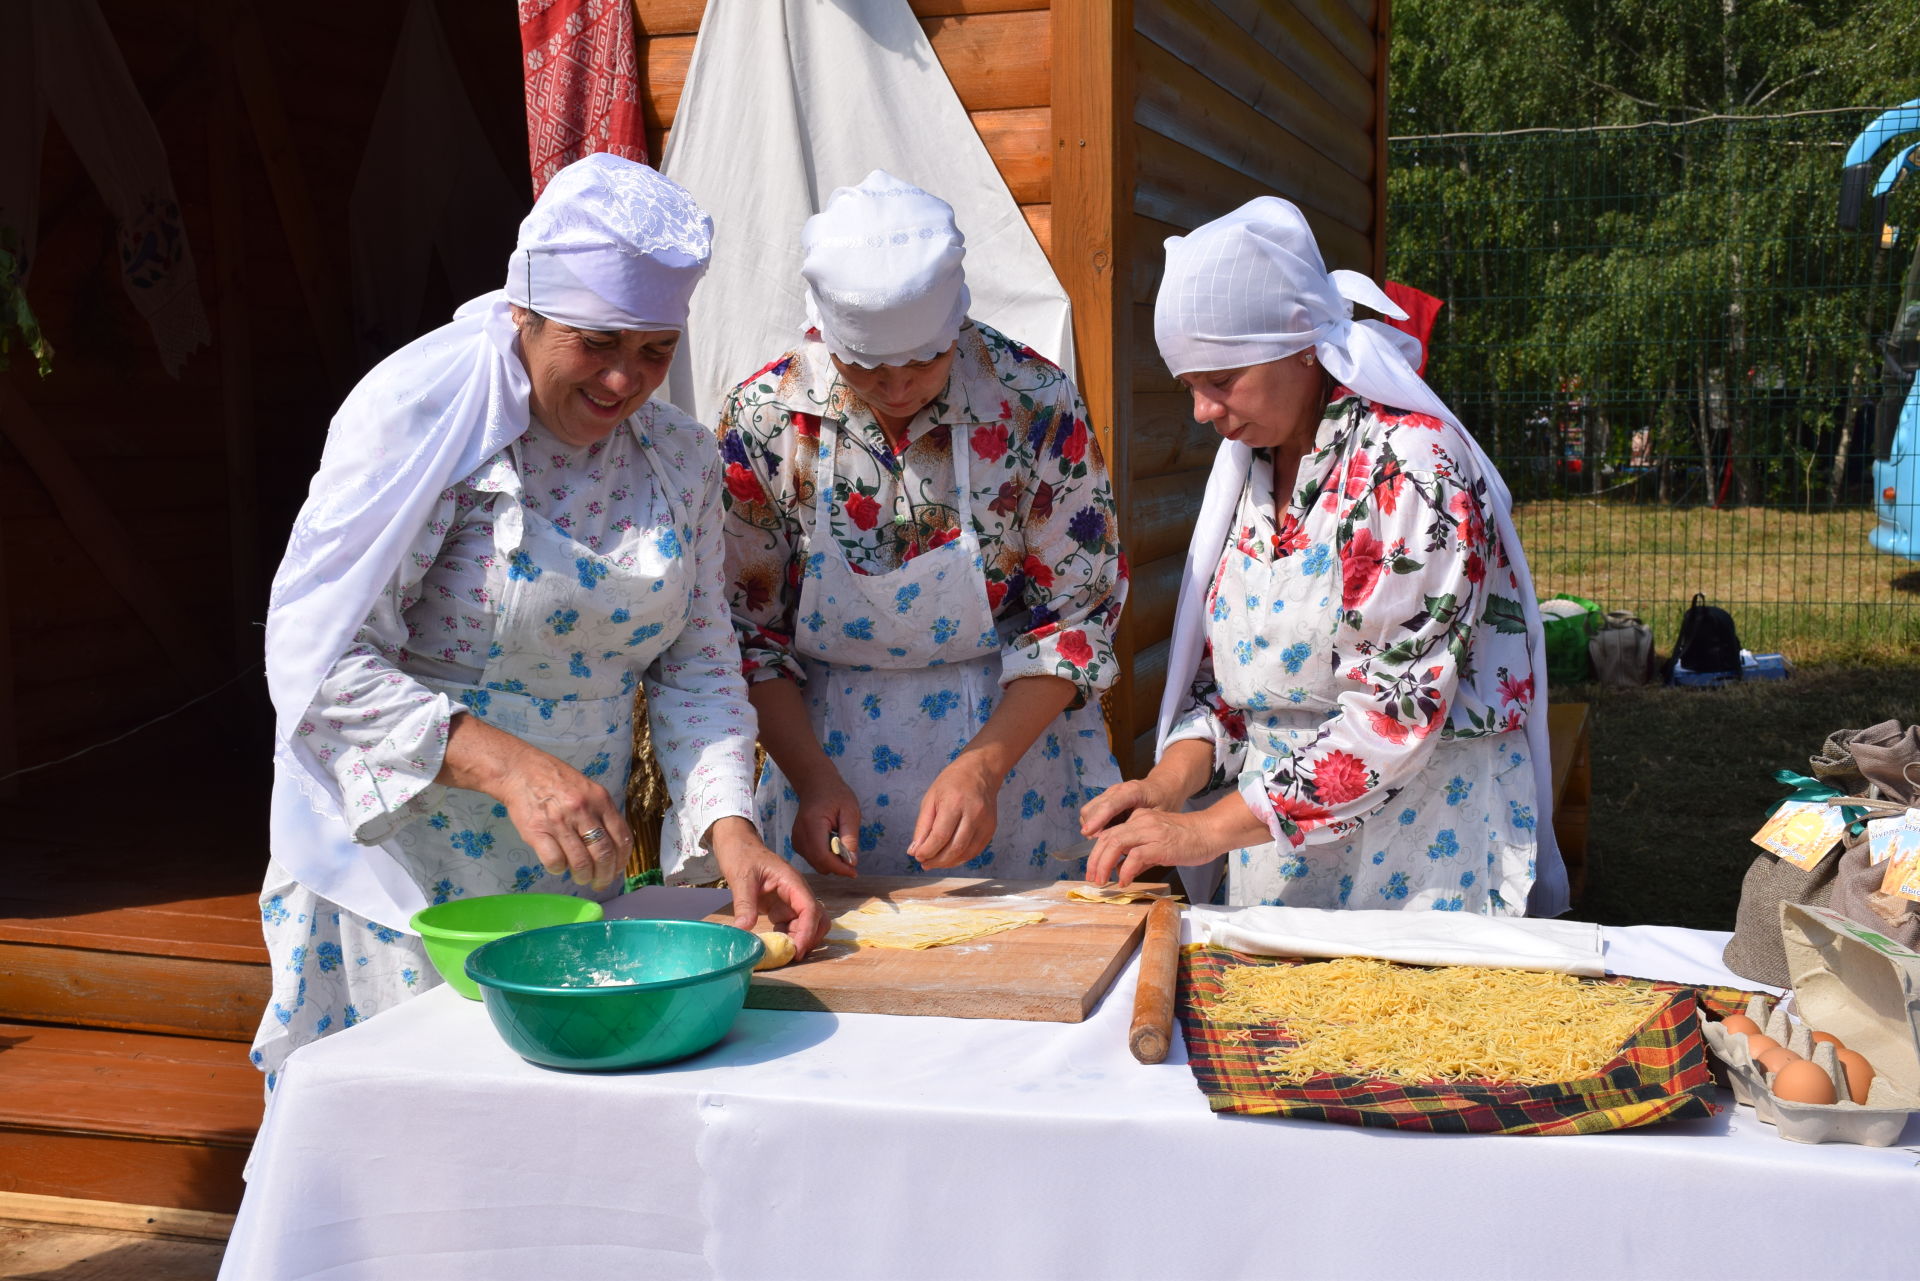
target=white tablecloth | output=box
[220,926,1919,1281]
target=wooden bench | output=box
[1548,703,1593,902]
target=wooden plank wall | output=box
[634,0,1056,255]
[1121,0,1390,774]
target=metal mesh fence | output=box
[1388,110,1920,660]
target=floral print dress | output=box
[1166,392,1540,912]
[718,321,1127,876]
[252,404,757,1087]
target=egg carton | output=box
[1702,904,1920,1146]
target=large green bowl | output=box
[464,920,764,1071]
[410,893,605,1000]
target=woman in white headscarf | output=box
[256,155,824,1085]
[710,171,1127,879]
[1082,197,1567,917]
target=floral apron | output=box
[1206,474,1536,913]
[756,418,1113,877]
[251,445,687,1085]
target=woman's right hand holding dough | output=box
[439,714,632,891]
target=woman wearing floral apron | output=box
[710,172,1127,880]
[1082,197,1569,917]
[256,157,822,1088]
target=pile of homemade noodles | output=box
[1207,957,1670,1086]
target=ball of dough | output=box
[754,931,797,971]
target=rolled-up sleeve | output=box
[298,489,466,845]
[997,389,1128,707]
[655,427,762,883]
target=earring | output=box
[1303,354,1316,368]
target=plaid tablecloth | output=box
[1178,945,1755,1135]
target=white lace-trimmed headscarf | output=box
[1153,197,1567,917]
[799,169,970,367]
[265,155,713,932]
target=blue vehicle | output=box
[1840,101,1920,561]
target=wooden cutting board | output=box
[709,876,1154,1023]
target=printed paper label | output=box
[1751,800,1847,871]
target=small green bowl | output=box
[410,893,605,1000]
[464,920,763,1071]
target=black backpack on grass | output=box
[1661,593,1743,682]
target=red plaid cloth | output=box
[519,0,648,199]
[1179,946,1755,1135]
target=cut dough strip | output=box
[827,901,1046,950]
[1067,882,1180,904]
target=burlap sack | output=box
[1724,853,1839,988]
[1829,840,1920,952]
[1724,719,1920,988]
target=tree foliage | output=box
[1388,0,1920,504]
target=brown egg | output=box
[1809,1030,1844,1049]
[1721,1014,1762,1037]
[1771,1058,1838,1105]
[1835,1049,1876,1104]
[1743,1033,1781,1063]
[1757,1044,1802,1074]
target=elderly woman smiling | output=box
[257,156,823,1085]
[1081,198,1568,917]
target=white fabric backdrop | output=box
[657,0,1074,427]
[220,923,1916,1281]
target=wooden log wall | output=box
[634,0,1057,255]
[1121,0,1391,774]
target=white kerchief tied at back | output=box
[504,152,714,333]
[266,154,713,932]
[1150,196,1568,917]
[800,169,970,367]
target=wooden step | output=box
[0,1191,231,1279]
[0,1024,259,1213]
[0,893,268,1041]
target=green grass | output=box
[1515,501,1920,663]
[1559,661,1920,932]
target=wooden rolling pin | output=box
[1129,896,1181,1064]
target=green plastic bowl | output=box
[410,893,605,1000]
[464,920,764,1071]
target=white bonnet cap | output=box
[800,170,970,367]
[504,153,713,333]
[1154,196,1411,378]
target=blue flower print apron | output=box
[252,449,689,1084]
[757,417,1115,877]
[1207,476,1536,913]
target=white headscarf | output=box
[265,155,713,931]
[1153,197,1567,917]
[799,169,970,367]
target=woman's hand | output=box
[909,755,1001,870]
[707,817,829,954]
[440,715,630,891]
[1079,739,1214,837]
[790,772,860,877]
[1085,792,1270,887]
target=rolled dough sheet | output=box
[1066,882,1178,904]
[827,901,1046,950]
